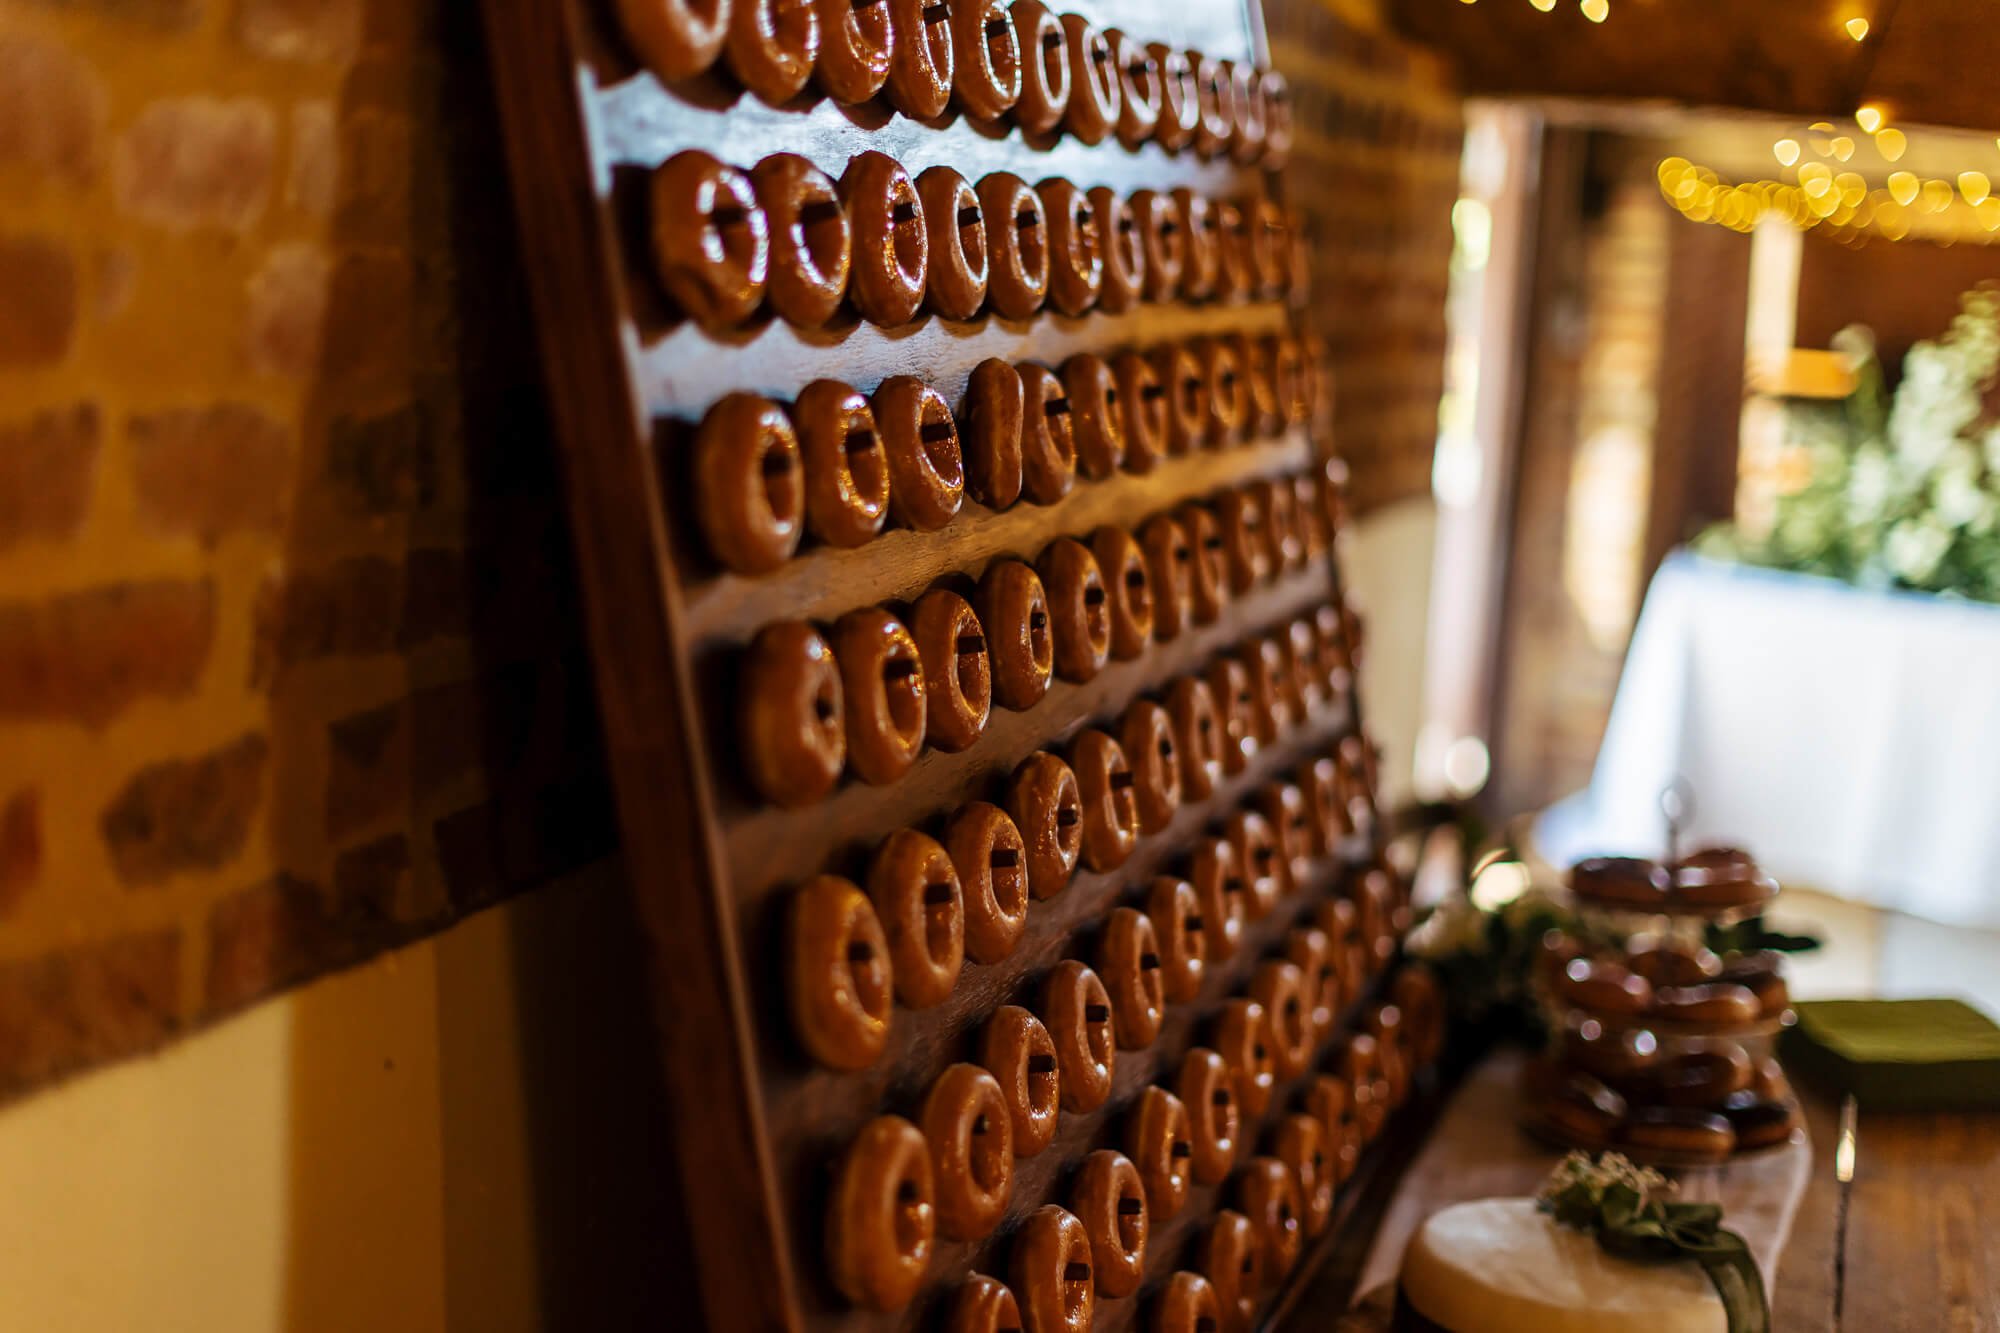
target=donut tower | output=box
[482,1,1442,1330]
[1523,848,1803,1168]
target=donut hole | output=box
[881,652,924,739]
[887,184,927,284]
[1036,25,1064,90]
[796,196,848,283]
[1107,764,1138,827]
[954,198,989,271]
[1069,204,1102,271]
[811,672,840,729]
[1082,1002,1113,1061]
[1081,576,1109,642]
[1026,1050,1060,1117]
[892,1176,928,1255]
[1122,562,1152,617]
[1179,374,1202,416]
[757,434,804,528]
[921,877,957,960]
[917,407,964,486]
[1041,395,1077,465]
[1028,606,1052,664]
[983,17,1018,84]
[1014,206,1048,278]
[762,0,815,59]
[705,192,762,279]
[988,842,1028,918]
[969,1111,1007,1192]
[1115,1188,1145,1250]
[953,631,989,701]
[845,936,891,1016]
[842,424,890,498]
[1061,1261,1092,1317]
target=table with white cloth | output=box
[1537,550,2000,927]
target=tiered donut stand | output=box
[1522,849,1805,1169]
[481,1,1447,1330]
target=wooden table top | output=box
[1775,1079,2000,1331]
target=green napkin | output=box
[1782,998,2000,1111]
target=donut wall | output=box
[480,1,1441,1329]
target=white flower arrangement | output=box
[1701,284,2000,602]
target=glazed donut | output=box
[1017,362,1078,503]
[1275,1113,1334,1237]
[945,800,1028,963]
[1215,997,1275,1120]
[921,1062,1014,1239]
[614,0,729,81]
[1198,1210,1263,1333]
[1038,177,1103,316]
[1214,487,1269,593]
[1568,855,1673,909]
[1179,1046,1240,1184]
[1058,13,1120,145]
[1560,1014,1661,1084]
[1268,332,1307,424]
[1739,970,1791,1020]
[1070,728,1140,873]
[1039,536,1111,682]
[1650,982,1761,1028]
[749,153,850,328]
[1205,656,1258,776]
[872,376,964,530]
[1230,333,1279,439]
[1342,1033,1388,1141]
[1286,925,1336,1036]
[1236,637,1290,748]
[981,1004,1061,1156]
[1165,675,1225,800]
[832,606,927,784]
[1151,44,1200,151]
[1261,70,1294,166]
[1173,188,1220,300]
[1006,751,1082,899]
[1556,957,1654,1017]
[961,357,1024,509]
[839,151,929,326]
[1071,1149,1147,1297]
[977,559,1054,710]
[1752,1055,1791,1102]
[910,588,990,753]
[1139,514,1193,640]
[1211,202,1252,304]
[1115,352,1169,473]
[1315,603,1354,696]
[725,0,820,103]
[1012,1206,1095,1333]
[1369,1003,1411,1106]
[946,1275,1022,1333]
[813,0,892,103]
[1008,0,1070,135]
[1624,936,1722,988]
[1256,479,1302,572]
[739,620,845,806]
[1154,1272,1222,1333]
[651,150,770,329]
[795,378,890,547]
[1090,525,1153,658]
[1317,897,1365,1007]
[1228,809,1284,918]
[1132,189,1186,302]
[866,828,964,1007]
[1180,503,1229,624]
[1043,959,1116,1112]
[1646,1043,1755,1108]
[1719,949,1783,984]
[692,393,802,574]
[1108,29,1161,148]
[1358,867,1403,967]
[1676,845,1758,881]
[950,0,1021,120]
[1126,1086,1193,1221]
[1186,834,1246,961]
[1224,60,1265,163]
[1146,874,1207,1002]
[1196,337,1249,446]
[1121,700,1182,833]
[885,0,955,118]
[1724,1096,1800,1150]
[1293,474,1330,555]
[1392,964,1449,1067]
[1299,756,1341,855]
[1252,960,1314,1078]
[1617,1106,1736,1163]
[827,1116,934,1310]
[1191,53,1232,159]
[1104,904,1168,1048]
[1284,618,1322,711]
[918,165,988,320]
[787,874,892,1069]
[1528,1064,1628,1150]
[1244,197,1288,297]
[1238,1156,1302,1278]
[1304,1075,1360,1184]
[1671,849,1778,911]
[1153,343,1210,456]
[1063,354,1125,479]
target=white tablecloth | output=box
[1538,551,2000,927]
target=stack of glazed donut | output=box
[1521,847,1801,1166]
[615,1,1294,165]
[654,151,1308,332]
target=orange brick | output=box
[114,96,276,232]
[0,580,214,727]
[0,403,99,550]
[0,31,105,187]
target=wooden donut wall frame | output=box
[480,2,1426,1329]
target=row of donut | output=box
[786,728,1381,1072]
[1544,952,1791,1034]
[655,149,1302,332]
[691,339,1330,576]
[617,0,1293,163]
[822,942,1445,1322]
[735,482,1357,809]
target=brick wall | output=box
[1265,1,1462,515]
[0,0,611,1101]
